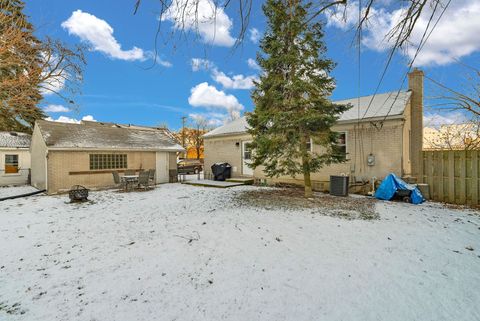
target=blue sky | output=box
[26,0,480,130]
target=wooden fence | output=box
[420,150,479,205]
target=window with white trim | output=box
[306,138,313,152]
[5,154,19,174]
[335,132,347,160]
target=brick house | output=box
[30,120,184,194]
[203,69,424,190]
[0,131,31,186]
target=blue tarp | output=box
[375,173,424,204]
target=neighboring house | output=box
[204,69,424,190]
[30,120,184,194]
[424,123,480,150]
[0,131,31,186]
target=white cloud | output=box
[40,76,66,96]
[188,82,243,119]
[45,115,97,124]
[190,57,258,89]
[150,55,173,68]
[191,58,214,71]
[39,53,68,96]
[43,104,70,113]
[211,69,258,90]
[62,10,146,61]
[247,58,261,71]
[159,59,173,68]
[144,52,173,67]
[325,2,361,31]
[81,115,96,122]
[249,28,260,43]
[325,1,480,66]
[158,59,173,68]
[162,0,235,47]
[189,112,224,127]
[424,111,468,128]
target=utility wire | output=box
[360,0,449,122]
[379,0,451,126]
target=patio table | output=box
[121,175,139,191]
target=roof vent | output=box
[9,132,18,136]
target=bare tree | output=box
[187,116,209,159]
[133,0,449,55]
[38,38,86,108]
[423,63,480,150]
[424,121,480,151]
[426,63,480,118]
[0,0,86,131]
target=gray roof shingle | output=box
[36,120,184,151]
[203,117,250,138]
[0,131,31,148]
[336,91,411,122]
[204,91,411,138]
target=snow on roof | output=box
[204,91,411,138]
[0,131,31,148]
[81,121,181,144]
[36,120,184,151]
[203,117,249,138]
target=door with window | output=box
[5,154,19,174]
[242,141,253,176]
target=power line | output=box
[359,0,450,122]
[379,0,452,126]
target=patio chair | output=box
[124,169,136,176]
[112,171,126,190]
[148,169,156,184]
[137,171,151,190]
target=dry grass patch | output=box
[233,187,378,220]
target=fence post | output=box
[459,151,466,204]
[472,150,478,206]
[427,152,434,199]
[448,152,455,204]
[438,151,445,202]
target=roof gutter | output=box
[203,131,252,139]
[46,147,185,152]
[335,114,405,125]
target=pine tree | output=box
[247,0,350,198]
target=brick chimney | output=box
[408,68,424,179]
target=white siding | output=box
[0,148,31,186]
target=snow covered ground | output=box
[0,185,38,199]
[0,184,479,321]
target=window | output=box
[243,143,252,160]
[335,132,347,160]
[5,154,19,174]
[89,154,127,170]
[306,138,313,152]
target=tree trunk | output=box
[301,134,313,198]
[303,168,313,198]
